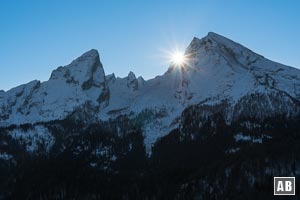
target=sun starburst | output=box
[168,49,188,67]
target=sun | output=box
[170,50,187,67]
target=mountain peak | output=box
[207,32,228,40]
[187,32,237,53]
[126,71,138,90]
[72,49,100,64]
[106,73,116,83]
[205,32,245,50]
[80,49,99,58]
[128,71,136,80]
[49,49,106,91]
[185,32,265,71]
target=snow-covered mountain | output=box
[1,32,300,151]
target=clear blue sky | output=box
[0,0,299,91]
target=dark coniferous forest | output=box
[1,111,300,199]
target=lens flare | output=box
[168,50,188,67]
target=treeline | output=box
[0,114,300,199]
